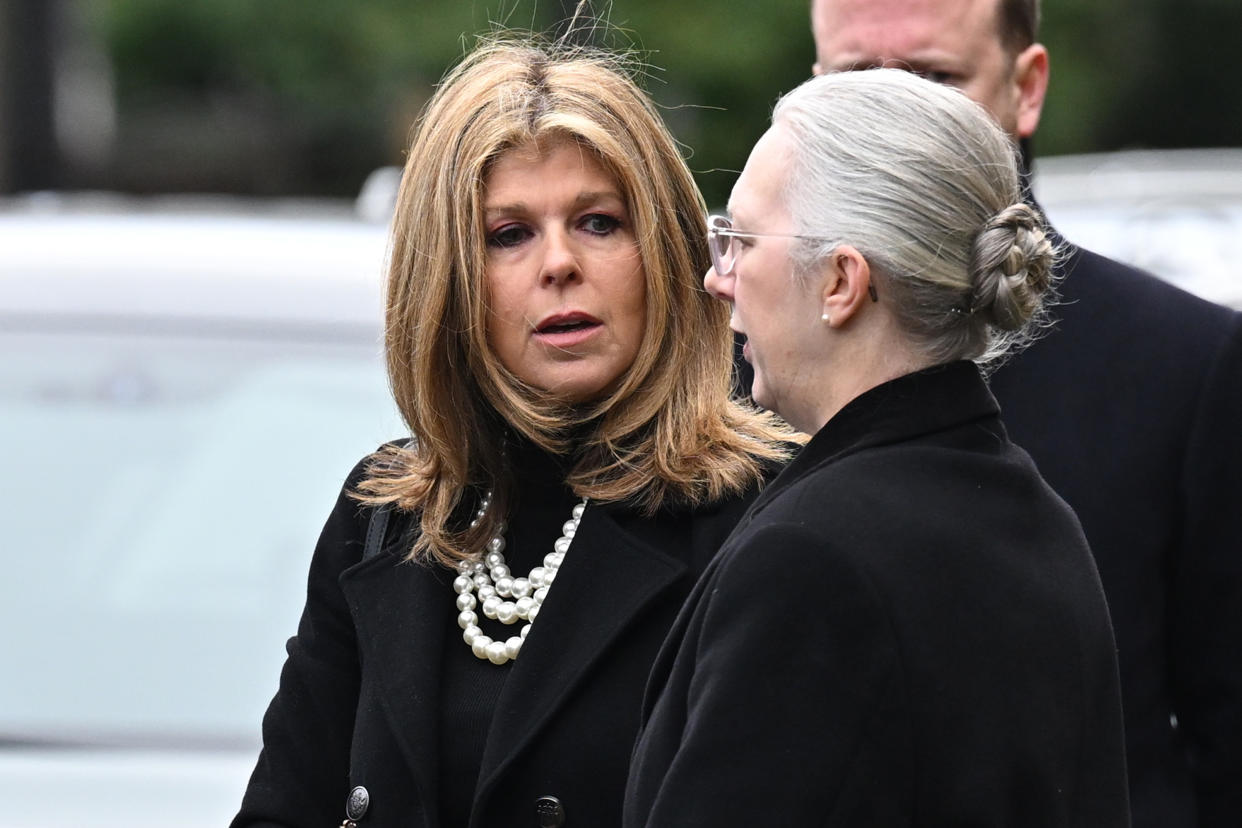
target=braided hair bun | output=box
[968,203,1055,331]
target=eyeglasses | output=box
[706,214,878,302]
[706,214,829,277]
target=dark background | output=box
[2,0,1240,208]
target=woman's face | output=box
[704,125,825,432]
[482,139,647,403]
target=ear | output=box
[1013,43,1049,139]
[821,245,873,328]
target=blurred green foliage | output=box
[93,0,1242,204]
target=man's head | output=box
[810,0,1048,140]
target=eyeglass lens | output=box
[709,218,735,275]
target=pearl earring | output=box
[821,313,830,322]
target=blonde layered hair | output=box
[359,38,792,567]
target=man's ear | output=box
[821,245,873,327]
[1014,43,1049,139]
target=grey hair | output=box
[772,68,1058,368]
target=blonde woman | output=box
[231,38,791,828]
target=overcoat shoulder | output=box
[626,363,1131,827]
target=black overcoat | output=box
[232,455,764,828]
[624,362,1131,827]
[988,242,1242,827]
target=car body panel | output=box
[1033,148,1242,309]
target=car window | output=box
[1040,199,1242,308]
[0,328,403,747]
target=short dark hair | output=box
[997,0,1040,53]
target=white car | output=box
[0,192,401,827]
[1033,148,1242,309]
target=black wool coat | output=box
[624,362,1131,828]
[988,242,1242,828]
[231,454,766,828]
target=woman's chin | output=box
[749,379,775,413]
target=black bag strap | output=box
[362,503,393,562]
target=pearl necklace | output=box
[452,492,587,665]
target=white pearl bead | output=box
[553,537,571,555]
[542,568,557,585]
[472,561,487,574]
[458,610,477,629]
[562,520,577,538]
[533,587,549,604]
[472,573,489,588]
[516,596,535,617]
[528,604,540,622]
[497,601,518,624]
[487,536,506,555]
[482,596,501,618]
[485,551,504,568]
[545,551,564,569]
[457,560,474,575]
[490,564,510,581]
[520,624,531,638]
[478,584,497,600]
[511,577,531,598]
[452,575,474,594]
[505,636,523,659]
[463,625,482,644]
[529,567,546,588]
[573,502,586,519]
[456,593,477,611]
[486,640,508,665]
[471,635,493,658]
[495,577,514,597]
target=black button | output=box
[346,785,370,820]
[534,794,565,827]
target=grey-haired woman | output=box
[624,68,1130,828]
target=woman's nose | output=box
[540,230,579,285]
[703,265,734,303]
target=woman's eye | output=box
[580,213,622,235]
[487,225,531,249]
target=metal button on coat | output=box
[534,794,566,827]
[346,786,370,821]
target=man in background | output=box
[809,1,1242,826]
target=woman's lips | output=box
[534,312,603,348]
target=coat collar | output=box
[473,501,688,800]
[338,498,690,822]
[746,361,1001,520]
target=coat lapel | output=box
[744,361,1001,524]
[340,545,450,825]
[473,502,688,801]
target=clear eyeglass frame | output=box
[705,214,877,302]
[707,214,828,276]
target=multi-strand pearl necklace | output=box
[452,492,587,665]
